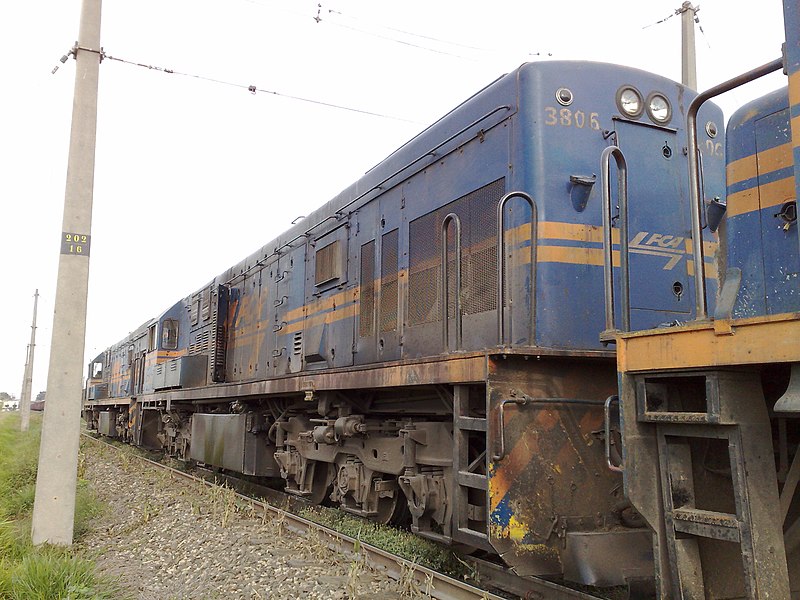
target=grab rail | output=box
[686,57,784,320]
[497,192,537,346]
[600,146,631,335]
[493,396,605,461]
[441,213,463,351]
[604,395,624,473]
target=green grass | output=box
[299,505,469,578]
[0,412,121,599]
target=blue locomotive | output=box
[84,60,724,591]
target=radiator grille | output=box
[380,229,399,332]
[359,241,375,338]
[408,178,504,326]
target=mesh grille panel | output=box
[380,229,399,332]
[408,178,504,325]
[359,241,375,338]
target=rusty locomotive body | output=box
[84,61,726,590]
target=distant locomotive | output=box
[84,60,725,591]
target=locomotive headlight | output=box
[647,93,672,123]
[617,86,643,118]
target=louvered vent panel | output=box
[359,240,375,338]
[380,229,399,332]
[211,286,228,382]
[315,240,340,285]
[201,287,212,321]
[188,330,210,355]
[293,332,303,356]
[190,295,200,326]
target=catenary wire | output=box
[55,46,424,125]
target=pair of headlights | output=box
[617,86,671,124]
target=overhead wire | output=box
[315,17,477,60]
[54,46,424,125]
[53,1,552,125]
[324,8,489,52]
[642,10,677,29]
[228,0,551,62]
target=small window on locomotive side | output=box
[147,323,157,352]
[315,240,341,286]
[162,319,179,350]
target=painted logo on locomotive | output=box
[630,231,692,270]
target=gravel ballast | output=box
[78,441,417,599]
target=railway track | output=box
[81,432,607,600]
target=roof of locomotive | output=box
[726,87,789,163]
[728,87,789,131]
[218,63,519,284]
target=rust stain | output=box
[490,437,539,513]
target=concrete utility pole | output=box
[679,1,698,89]
[19,290,39,432]
[31,0,102,546]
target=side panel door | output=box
[755,109,800,314]
[303,224,355,369]
[377,187,403,362]
[615,121,692,325]
[353,204,379,365]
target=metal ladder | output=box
[638,370,790,599]
[452,384,492,551]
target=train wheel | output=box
[374,478,409,526]
[307,461,334,505]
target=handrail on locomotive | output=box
[600,145,630,338]
[496,191,537,347]
[686,57,784,321]
[441,212,463,352]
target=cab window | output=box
[162,319,178,350]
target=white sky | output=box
[0,0,788,397]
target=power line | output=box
[643,10,677,29]
[325,8,489,52]
[53,46,424,125]
[230,0,551,63]
[318,17,477,60]
[320,7,552,61]
[642,3,711,47]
